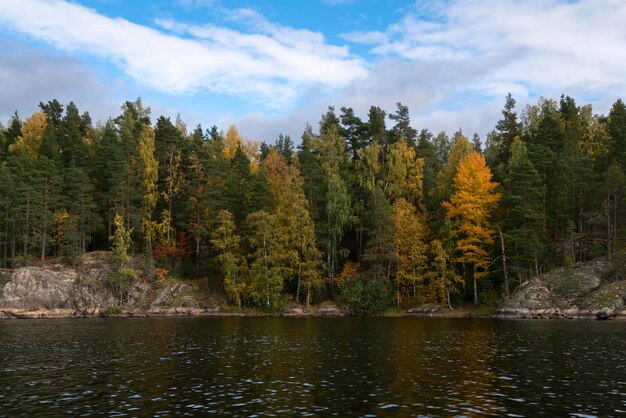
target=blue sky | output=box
[0,0,625,142]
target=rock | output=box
[1,267,77,309]
[0,308,75,319]
[495,256,626,319]
[407,304,449,316]
[315,301,349,317]
[150,283,197,309]
[180,295,198,308]
[0,252,220,319]
[597,307,613,320]
[281,305,314,317]
[0,253,149,316]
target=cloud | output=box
[0,41,123,125]
[343,0,626,100]
[0,0,368,110]
[232,59,502,142]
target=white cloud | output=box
[343,0,626,98]
[0,0,367,110]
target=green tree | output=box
[211,210,247,307]
[428,238,462,309]
[246,210,284,308]
[110,214,134,300]
[504,139,547,282]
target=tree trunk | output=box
[41,180,48,261]
[296,262,302,303]
[3,198,8,268]
[263,235,270,308]
[473,263,478,305]
[498,227,509,298]
[327,237,332,291]
[11,233,15,268]
[23,194,30,260]
[606,195,612,258]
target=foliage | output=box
[1,95,625,312]
[211,210,247,307]
[109,214,135,300]
[443,152,500,303]
[338,273,392,314]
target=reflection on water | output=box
[0,317,625,416]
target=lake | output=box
[0,317,625,417]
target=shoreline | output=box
[3,306,626,320]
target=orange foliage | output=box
[335,261,360,285]
[154,231,190,260]
[224,125,260,172]
[443,151,500,278]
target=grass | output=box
[108,306,122,315]
[376,306,405,317]
[219,305,260,315]
[470,304,498,317]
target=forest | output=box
[1,94,625,312]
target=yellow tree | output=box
[137,124,158,278]
[264,149,322,304]
[430,134,473,205]
[443,152,500,305]
[224,125,260,172]
[391,198,428,306]
[9,112,46,161]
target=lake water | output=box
[0,317,625,417]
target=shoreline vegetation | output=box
[2,95,626,318]
[1,251,625,320]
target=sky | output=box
[0,0,625,143]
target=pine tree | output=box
[389,102,417,145]
[504,139,547,282]
[490,93,522,178]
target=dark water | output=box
[0,318,625,417]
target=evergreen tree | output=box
[389,102,417,145]
[504,139,547,282]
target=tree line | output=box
[1,95,625,312]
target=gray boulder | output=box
[596,307,613,320]
[151,283,197,309]
[1,267,77,309]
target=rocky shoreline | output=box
[0,306,350,319]
[494,307,626,320]
[494,255,626,320]
[0,253,351,319]
[2,252,626,320]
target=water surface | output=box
[0,317,625,416]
